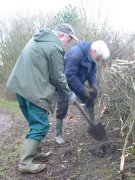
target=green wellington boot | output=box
[34,146,52,161]
[19,139,47,173]
[55,118,65,144]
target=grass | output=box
[105,167,115,180]
[0,144,20,176]
[0,99,25,176]
[0,99,20,114]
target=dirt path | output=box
[0,105,133,180]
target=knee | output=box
[56,107,68,119]
[56,101,68,119]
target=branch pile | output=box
[99,59,135,172]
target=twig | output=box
[100,105,107,118]
[120,115,124,137]
[120,120,135,172]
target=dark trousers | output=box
[56,92,94,120]
[56,92,68,119]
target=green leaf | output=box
[131,146,135,156]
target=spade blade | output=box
[88,122,106,141]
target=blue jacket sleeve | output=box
[87,63,97,87]
[64,48,85,95]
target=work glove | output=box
[84,87,91,98]
[84,86,98,99]
[68,92,76,104]
[84,85,98,106]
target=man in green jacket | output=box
[6,23,77,173]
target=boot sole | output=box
[19,166,46,174]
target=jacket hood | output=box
[77,41,96,65]
[77,42,92,57]
[34,28,62,45]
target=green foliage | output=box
[54,4,80,27]
[131,146,135,156]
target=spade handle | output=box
[74,100,95,127]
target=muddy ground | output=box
[0,104,135,180]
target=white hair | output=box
[91,40,110,60]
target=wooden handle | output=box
[74,100,94,127]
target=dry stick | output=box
[99,60,135,177]
[100,105,107,118]
[120,119,134,172]
[120,115,125,137]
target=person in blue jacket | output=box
[55,40,110,144]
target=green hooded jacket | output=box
[6,28,71,113]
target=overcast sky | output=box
[0,0,135,33]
